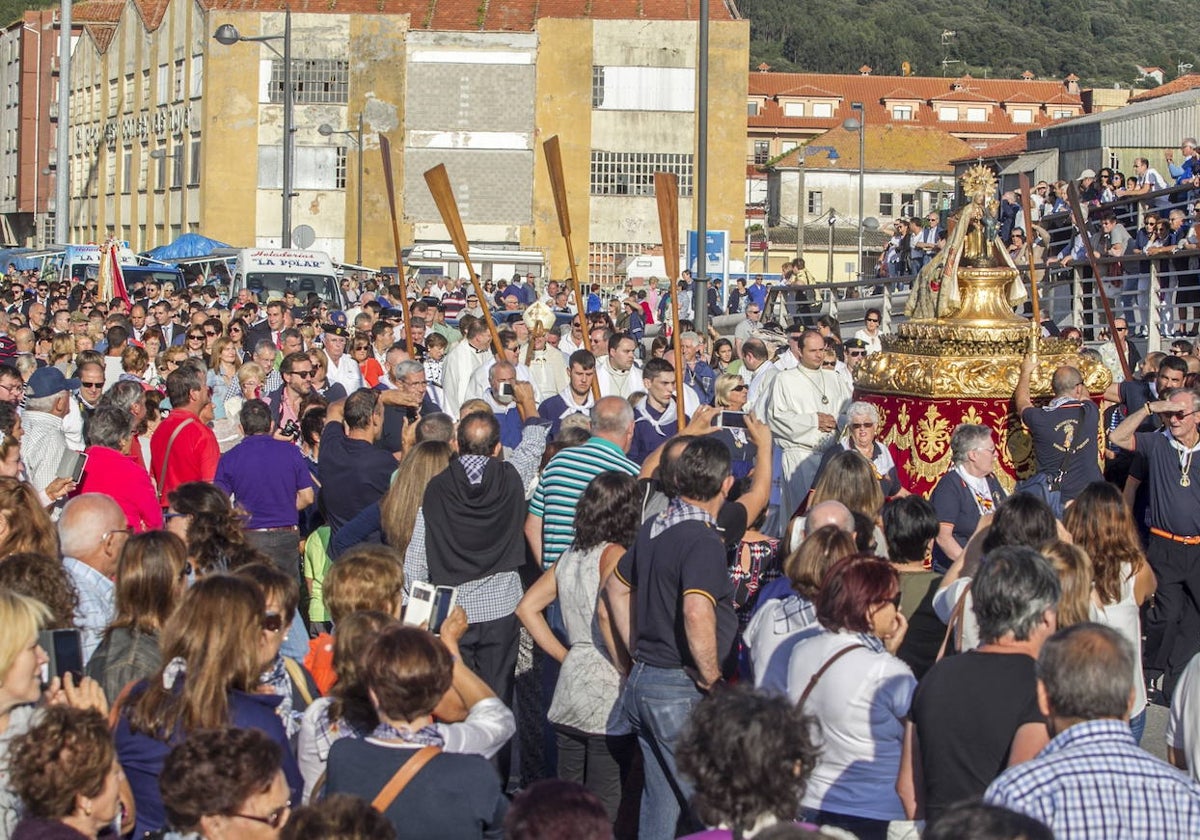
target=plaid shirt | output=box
[985,718,1200,839]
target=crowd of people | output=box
[0,254,1199,840]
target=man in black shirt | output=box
[606,436,736,840]
[316,388,398,536]
[1014,357,1103,513]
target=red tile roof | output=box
[770,124,976,174]
[950,132,1028,164]
[1129,74,1200,103]
[748,71,1082,136]
[72,1,124,22]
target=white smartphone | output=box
[404,582,457,634]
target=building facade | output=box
[60,0,748,280]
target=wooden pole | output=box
[1017,172,1041,352]
[379,134,414,354]
[543,135,601,401]
[655,171,687,425]
[1065,181,1130,381]
[423,164,505,357]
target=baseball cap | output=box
[1078,168,1096,180]
[28,366,79,398]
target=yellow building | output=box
[65,0,748,278]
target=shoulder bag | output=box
[156,415,196,504]
[798,643,866,707]
[372,745,442,813]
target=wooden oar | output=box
[655,171,687,424]
[1017,172,1041,354]
[544,135,601,401]
[1065,182,1130,381]
[423,164,504,356]
[379,134,414,354]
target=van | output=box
[227,248,345,310]
[58,244,186,293]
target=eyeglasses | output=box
[231,802,291,829]
[821,361,837,369]
[865,317,880,323]
[850,422,875,429]
[187,334,204,341]
[848,350,867,357]
[288,369,313,378]
[101,528,130,542]
[204,330,218,337]
[1115,327,1128,332]
[730,384,748,392]
[79,381,104,389]
[262,612,284,634]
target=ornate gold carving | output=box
[855,345,1112,398]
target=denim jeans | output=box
[622,662,704,840]
[1130,708,1147,744]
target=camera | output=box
[281,420,300,439]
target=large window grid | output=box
[269,59,349,105]
[590,152,693,197]
[589,241,658,283]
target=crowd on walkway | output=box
[1,258,1200,840]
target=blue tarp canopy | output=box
[142,233,230,261]
[0,249,40,272]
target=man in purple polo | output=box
[214,398,315,575]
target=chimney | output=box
[1021,70,1035,81]
[1065,73,1080,95]
[859,65,872,76]
[757,62,771,73]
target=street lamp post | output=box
[826,209,836,283]
[318,115,364,265]
[214,10,294,248]
[793,145,839,259]
[842,102,865,277]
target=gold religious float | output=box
[853,165,1112,494]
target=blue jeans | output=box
[622,662,704,840]
[1130,708,1147,744]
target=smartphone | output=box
[404,581,438,629]
[56,450,87,483]
[429,586,457,634]
[498,382,514,398]
[39,629,83,684]
[718,411,747,429]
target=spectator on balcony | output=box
[1166,138,1199,184]
[1124,157,1172,212]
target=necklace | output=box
[1182,443,1196,488]
[798,367,829,405]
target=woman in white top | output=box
[1064,482,1156,742]
[783,554,915,840]
[853,307,884,354]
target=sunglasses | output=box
[79,381,104,389]
[289,369,313,378]
[262,612,284,633]
[850,422,875,429]
[188,334,204,340]
[848,350,867,357]
[865,318,880,323]
[204,330,218,336]
[821,361,837,369]
[731,384,748,392]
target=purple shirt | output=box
[214,434,314,529]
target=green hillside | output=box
[740,0,1192,87]
[3,0,53,28]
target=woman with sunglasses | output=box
[853,308,883,354]
[813,401,909,501]
[226,318,251,362]
[159,727,291,840]
[773,554,914,840]
[114,574,303,838]
[713,372,757,483]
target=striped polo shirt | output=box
[529,436,638,568]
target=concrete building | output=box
[762,123,972,280]
[63,0,749,280]
[0,10,72,247]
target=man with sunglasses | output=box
[1111,387,1200,697]
[269,352,314,442]
[62,360,107,452]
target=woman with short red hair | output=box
[775,554,916,840]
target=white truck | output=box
[225,248,346,309]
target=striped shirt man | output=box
[528,436,638,568]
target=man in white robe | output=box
[595,333,644,399]
[765,328,852,523]
[441,320,494,417]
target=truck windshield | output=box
[245,272,339,303]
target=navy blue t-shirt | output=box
[1135,430,1200,535]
